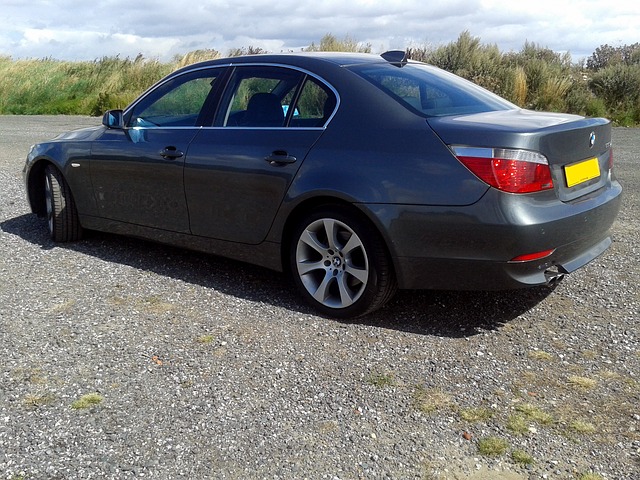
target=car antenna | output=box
[380,50,408,67]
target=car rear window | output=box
[348,63,515,117]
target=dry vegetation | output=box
[0,32,639,124]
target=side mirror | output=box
[102,110,124,129]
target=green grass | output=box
[367,372,395,388]
[567,375,598,390]
[459,406,494,422]
[477,436,508,456]
[196,334,215,344]
[515,403,554,425]
[506,414,529,435]
[578,474,604,480]
[1,34,638,123]
[71,393,104,410]
[569,420,597,434]
[511,449,535,465]
[414,386,454,414]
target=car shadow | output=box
[2,213,555,338]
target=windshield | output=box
[348,63,515,117]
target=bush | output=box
[0,34,638,124]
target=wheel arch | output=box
[26,158,56,217]
[279,196,398,279]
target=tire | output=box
[290,207,396,318]
[44,165,83,242]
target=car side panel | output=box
[24,127,102,218]
[362,180,622,289]
[184,128,323,244]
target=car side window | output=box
[290,77,336,128]
[127,70,220,128]
[219,66,305,127]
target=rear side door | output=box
[89,67,224,232]
[185,65,336,244]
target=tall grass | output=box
[0,55,173,115]
[0,33,638,124]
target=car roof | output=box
[172,51,412,75]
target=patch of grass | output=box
[48,299,77,314]
[511,449,535,465]
[14,367,47,385]
[477,436,508,457]
[71,393,104,410]
[23,394,56,409]
[506,414,529,435]
[515,403,554,425]
[460,407,494,422]
[581,350,598,360]
[141,296,175,314]
[569,420,597,434]
[577,474,604,480]
[367,372,395,388]
[528,350,553,361]
[567,375,598,390]
[196,334,215,344]
[414,386,454,414]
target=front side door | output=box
[185,66,336,244]
[89,68,223,232]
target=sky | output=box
[1,0,638,63]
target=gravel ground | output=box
[0,116,638,480]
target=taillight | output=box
[608,148,614,171]
[452,146,553,194]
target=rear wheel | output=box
[44,165,82,242]
[290,207,396,318]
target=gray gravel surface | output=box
[0,116,638,480]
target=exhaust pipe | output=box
[544,265,567,287]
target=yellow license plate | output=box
[564,157,600,188]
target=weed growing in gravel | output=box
[515,403,554,425]
[23,393,55,409]
[578,473,604,480]
[414,386,454,414]
[71,393,104,410]
[477,436,508,456]
[141,296,176,314]
[568,375,598,390]
[367,372,395,388]
[569,420,597,434]
[459,407,494,422]
[197,334,215,344]
[14,367,46,384]
[506,414,529,435]
[511,449,535,465]
[528,350,553,361]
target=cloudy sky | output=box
[1,0,638,62]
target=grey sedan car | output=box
[24,51,622,317]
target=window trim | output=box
[123,63,340,131]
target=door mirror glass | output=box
[102,110,124,129]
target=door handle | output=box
[265,150,297,165]
[160,146,184,159]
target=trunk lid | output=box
[428,109,612,202]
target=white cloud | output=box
[0,0,638,61]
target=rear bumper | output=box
[362,179,622,290]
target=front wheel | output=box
[290,207,396,318]
[44,165,83,242]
